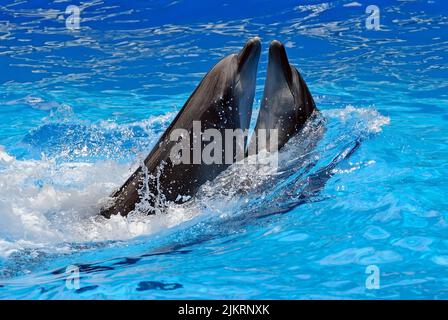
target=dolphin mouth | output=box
[237,37,261,72]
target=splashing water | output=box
[0,106,388,270]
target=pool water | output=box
[0,0,447,299]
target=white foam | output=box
[0,144,205,258]
[324,105,390,133]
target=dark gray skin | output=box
[100,38,261,218]
[251,40,316,152]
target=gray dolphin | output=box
[251,40,316,152]
[100,38,261,218]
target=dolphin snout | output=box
[237,37,261,71]
[267,40,293,87]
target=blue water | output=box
[0,0,447,299]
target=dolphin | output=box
[100,38,261,218]
[250,40,317,153]
[200,40,319,199]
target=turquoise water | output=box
[0,0,447,299]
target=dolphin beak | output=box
[237,37,262,72]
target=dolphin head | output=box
[237,37,262,73]
[256,40,316,150]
